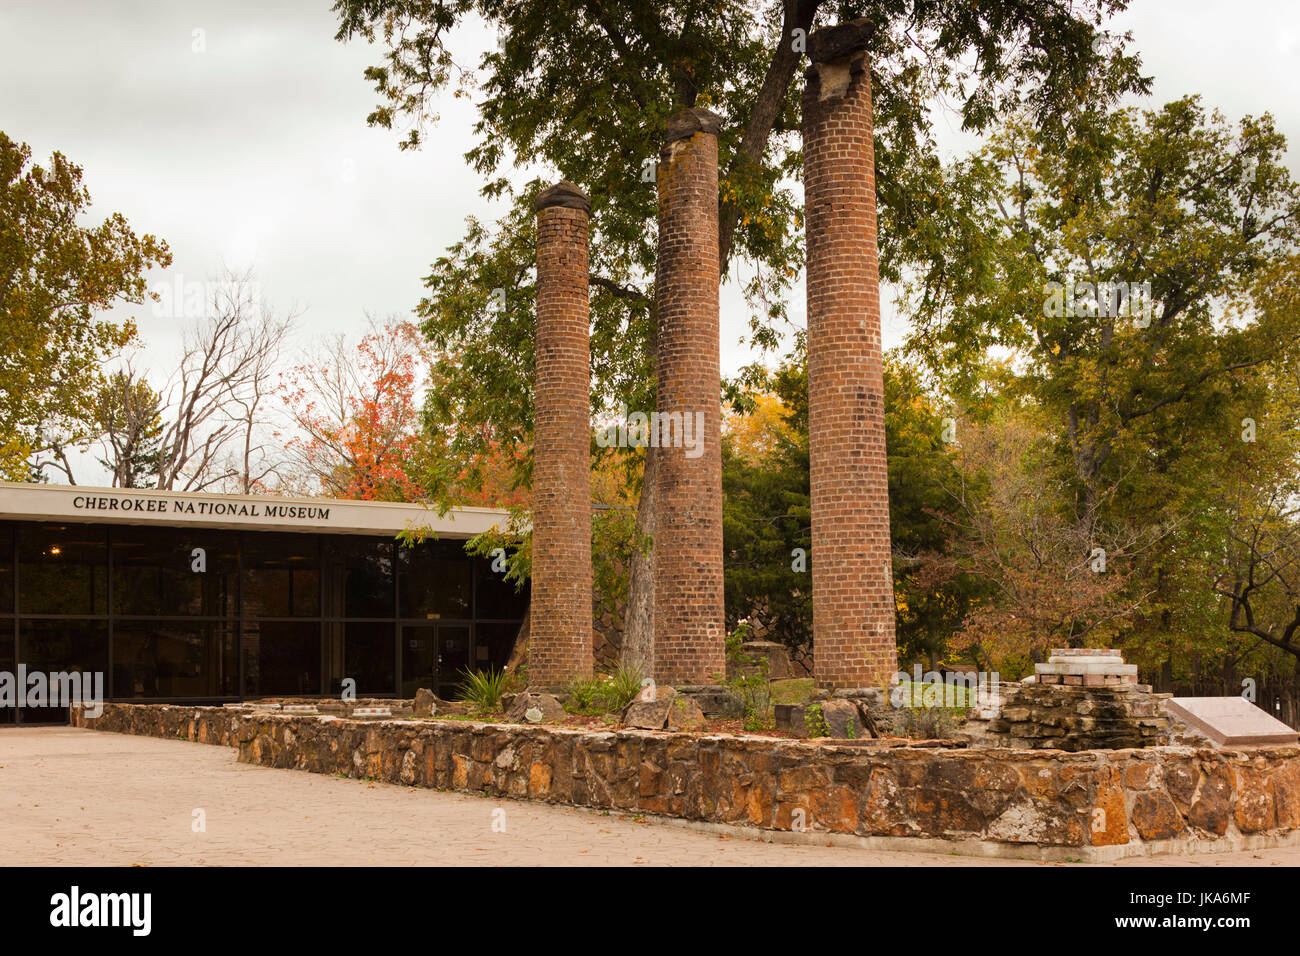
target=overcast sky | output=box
[2,0,1299,480]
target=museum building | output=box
[0,483,527,723]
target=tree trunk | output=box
[505,604,531,675]
[621,444,658,678]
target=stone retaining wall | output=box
[71,703,1300,861]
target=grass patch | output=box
[893,680,978,709]
[770,678,814,705]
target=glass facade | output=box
[0,520,527,722]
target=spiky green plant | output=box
[456,666,507,715]
[598,665,644,712]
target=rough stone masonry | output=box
[73,703,1300,861]
[531,181,594,687]
[802,20,897,689]
[653,108,726,685]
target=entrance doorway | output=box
[401,624,470,699]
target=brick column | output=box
[531,180,593,688]
[653,108,725,685]
[802,20,897,690]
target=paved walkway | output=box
[1,727,1296,866]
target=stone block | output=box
[1166,697,1299,748]
[726,641,792,680]
[411,688,437,717]
[1036,661,1138,677]
[506,692,565,724]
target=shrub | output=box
[722,621,773,730]
[564,666,645,716]
[722,624,769,728]
[598,665,643,712]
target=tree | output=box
[937,404,1159,674]
[91,368,165,488]
[1213,324,1300,672]
[0,132,170,480]
[281,316,428,501]
[905,97,1300,505]
[722,361,813,667]
[903,96,1300,677]
[335,0,1147,653]
[722,354,978,670]
[153,272,295,492]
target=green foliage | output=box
[601,664,645,713]
[903,95,1300,675]
[564,675,604,715]
[564,665,645,716]
[803,703,830,739]
[721,622,774,731]
[723,362,811,658]
[456,666,508,715]
[398,518,531,596]
[723,356,982,667]
[333,0,1146,501]
[332,0,1300,689]
[894,680,977,708]
[92,371,164,488]
[0,132,171,479]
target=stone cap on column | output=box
[536,180,591,213]
[664,107,722,144]
[808,18,875,63]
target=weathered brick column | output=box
[653,108,725,685]
[531,180,593,687]
[803,20,897,689]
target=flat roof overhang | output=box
[0,482,511,539]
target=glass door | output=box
[435,626,471,698]
[401,624,471,699]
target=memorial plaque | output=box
[1166,697,1299,747]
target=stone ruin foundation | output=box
[965,649,1171,751]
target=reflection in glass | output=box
[475,622,522,673]
[113,621,237,698]
[18,619,109,722]
[19,524,107,615]
[401,624,469,698]
[242,620,321,696]
[112,527,237,617]
[242,534,320,618]
[1,519,525,706]
[398,540,471,619]
[0,618,12,724]
[344,621,395,695]
[0,523,13,614]
[475,555,529,620]
[322,538,394,618]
